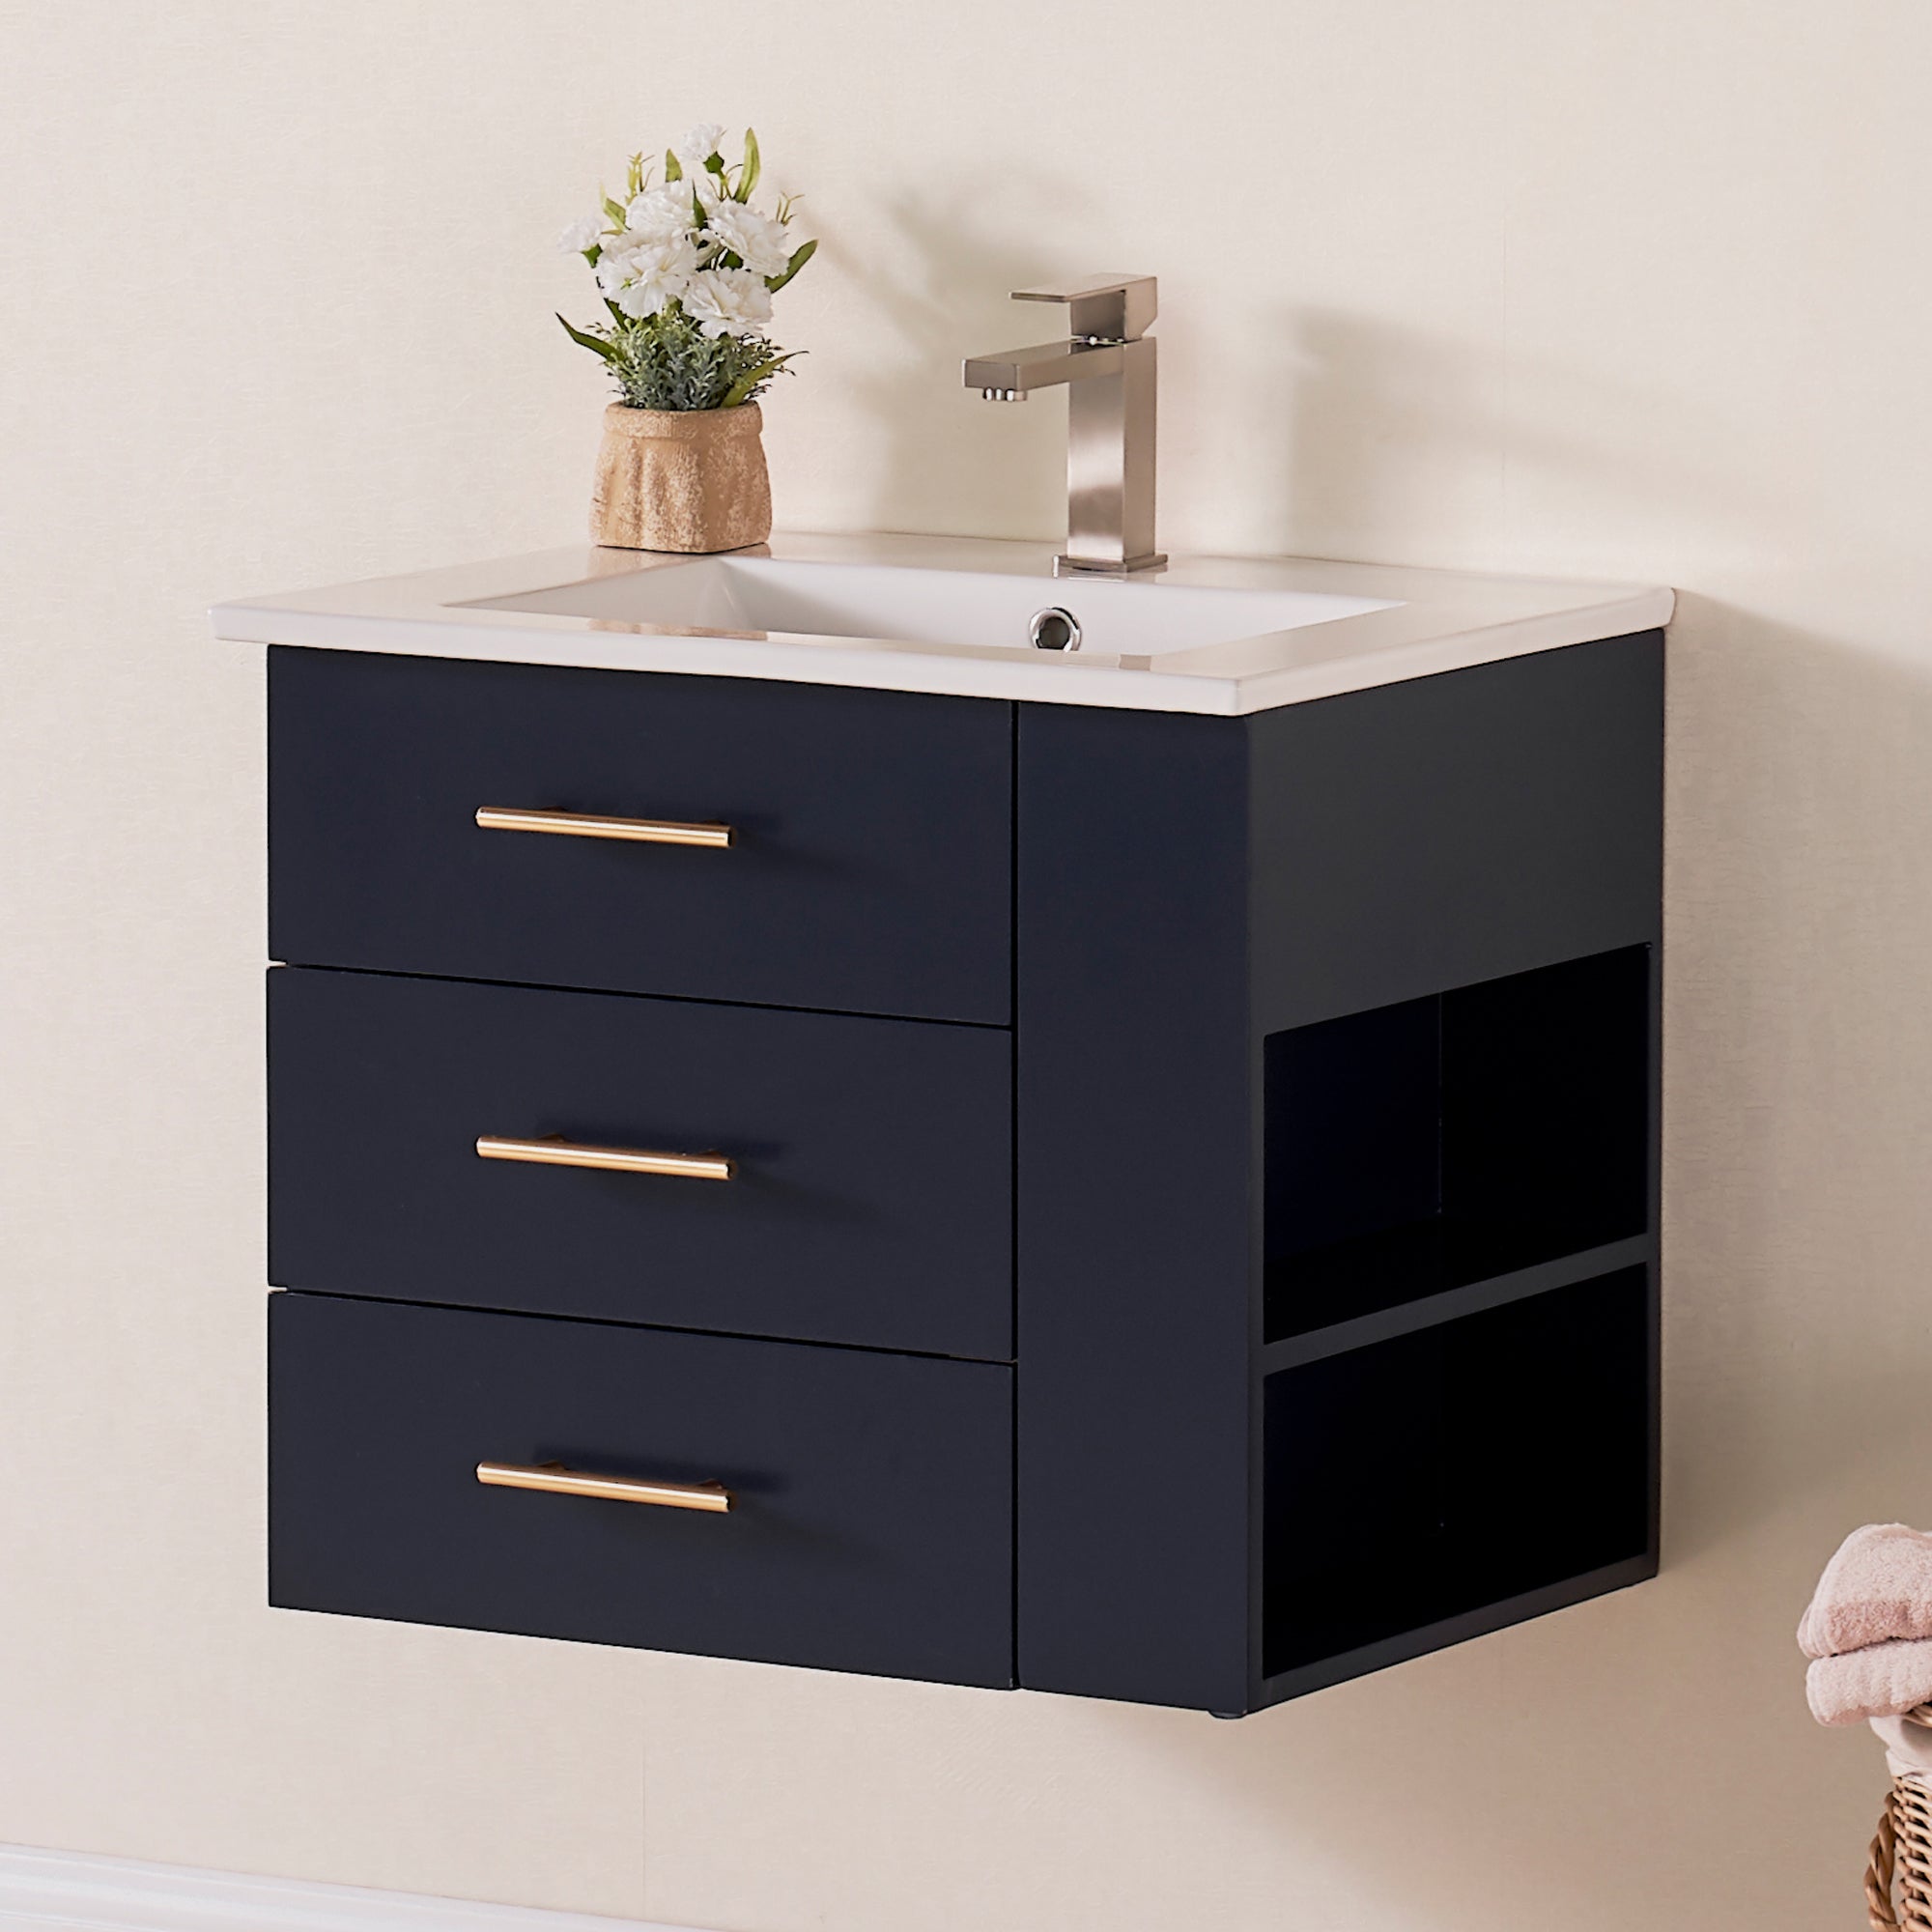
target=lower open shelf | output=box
[1262,1264,1652,1680]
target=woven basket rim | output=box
[600,401,765,439]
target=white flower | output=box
[679,265,774,339]
[595,231,699,318]
[623,180,701,243]
[557,213,607,255]
[677,122,726,167]
[698,201,795,280]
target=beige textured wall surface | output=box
[4,1,1930,1926]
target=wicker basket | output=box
[1866,1708,1932,1929]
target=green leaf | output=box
[664,149,682,182]
[556,313,618,362]
[583,242,603,266]
[704,152,725,175]
[735,128,760,202]
[765,236,816,293]
[625,151,645,198]
[720,350,797,410]
[602,193,626,225]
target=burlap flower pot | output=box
[590,402,773,553]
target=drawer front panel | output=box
[270,967,1013,1359]
[270,1293,1014,1687]
[268,647,1012,1025]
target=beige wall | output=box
[4,1,1929,1926]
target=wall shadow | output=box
[1239,307,1805,571]
[830,186,1101,541]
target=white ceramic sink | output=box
[464,554,1399,658]
[212,532,1674,717]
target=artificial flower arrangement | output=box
[558,125,816,552]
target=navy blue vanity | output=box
[234,536,1665,1718]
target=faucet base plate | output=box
[1054,552,1168,579]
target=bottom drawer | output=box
[270,1294,1014,1688]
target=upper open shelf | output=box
[1264,946,1652,1345]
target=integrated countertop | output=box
[213,530,1672,717]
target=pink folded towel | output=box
[1799,1523,1932,1658]
[1807,1639,1932,1727]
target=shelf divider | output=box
[1258,1233,1652,1376]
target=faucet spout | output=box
[960,275,1164,576]
[962,339,1126,398]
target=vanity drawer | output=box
[268,647,1012,1025]
[270,1293,1014,1687]
[269,966,1012,1359]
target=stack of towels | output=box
[1802,1523,1932,1770]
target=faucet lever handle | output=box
[1011,274,1156,342]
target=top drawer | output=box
[268,648,1013,1025]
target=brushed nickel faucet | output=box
[963,274,1164,576]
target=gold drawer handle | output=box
[475,806,732,848]
[475,1134,734,1182]
[476,1460,733,1513]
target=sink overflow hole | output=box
[1030,607,1082,652]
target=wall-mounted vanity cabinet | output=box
[223,535,1667,1716]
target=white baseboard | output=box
[0,1844,703,1932]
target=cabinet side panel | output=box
[1016,704,1254,1711]
[1248,632,1666,1032]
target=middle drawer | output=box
[269,967,1012,1358]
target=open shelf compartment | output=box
[1264,945,1650,1343]
[1262,1264,1651,1682]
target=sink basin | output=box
[464,554,1399,658]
